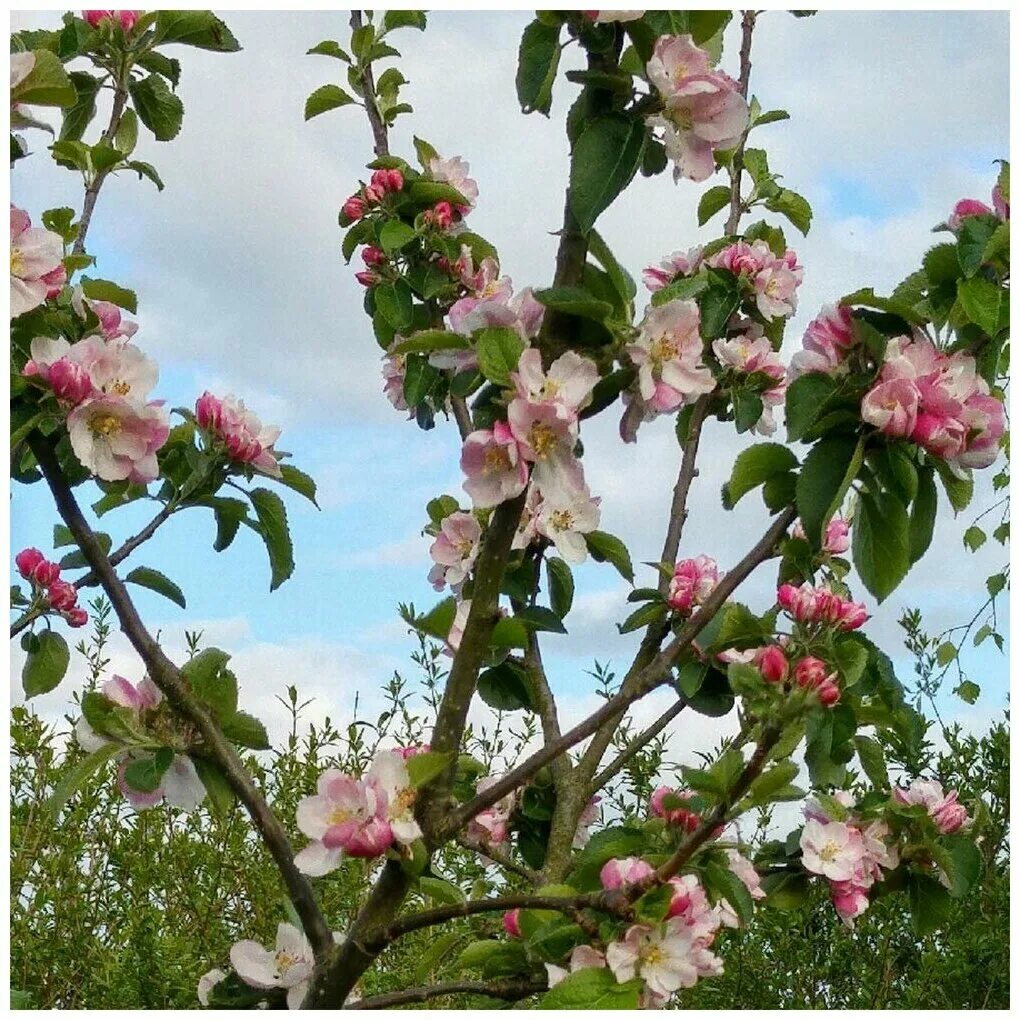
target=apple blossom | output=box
[803,789,855,825]
[428,511,481,591]
[427,153,479,209]
[67,394,169,483]
[629,298,715,415]
[649,787,701,831]
[10,205,65,319]
[535,483,601,564]
[117,753,207,812]
[460,422,529,508]
[573,794,601,849]
[758,645,788,683]
[727,849,766,902]
[607,920,721,999]
[367,749,423,845]
[502,908,521,938]
[600,855,654,889]
[194,391,282,478]
[789,303,857,377]
[446,598,471,654]
[753,261,800,320]
[230,922,315,1010]
[799,819,866,882]
[512,348,599,416]
[667,554,719,613]
[197,968,226,1007]
[544,944,608,989]
[506,397,584,494]
[643,246,704,291]
[895,778,970,834]
[294,769,393,876]
[341,195,366,222]
[382,345,410,412]
[15,547,46,580]
[82,10,141,30]
[946,197,993,232]
[465,775,515,847]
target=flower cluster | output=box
[427,510,481,591]
[195,391,283,479]
[777,580,868,631]
[894,777,969,835]
[82,10,141,30]
[800,795,899,926]
[789,303,856,378]
[667,554,719,614]
[792,515,850,555]
[460,347,601,569]
[75,674,207,811]
[861,335,1005,471]
[545,852,762,1006]
[706,241,803,322]
[10,205,65,319]
[644,35,749,183]
[293,749,425,876]
[14,548,88,628]
[712,319,788,434]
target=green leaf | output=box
[220,711,270,750]
[379,218,417,254]
[583,530,634,582]
[402,356,443,407]
[722,442,798,509]
[957,276,1003,336]
[516,18,561,116]
[181,647,237,721]
[478,661,534,712]
[22,630,70,698]
[490,616,530,649]
[908,465,937,564]
[415,597,457,641]
[418,875,466,907]
[749,760,800,805]
[852,489,910,601]
[249,487,294,591]
[115,107,138,156]
[533,285,614,322]
[795,436,861,548]
[124,566,186,608]
[59,71,101,141]
[908,872,953,936]
[515,605,567,634]
[698,278,741,338]
[209,496,249,552]
[934,458,973,513]
[703,860,754,923]
[765,188,812,235]
[618,601,667,634]
[546,556,574,618]
[956,215,998,278]
[587,229,636,307]
[375,279,414,330]
[153,10,241,51]
[304,83,356,120]
[126,160,165,191]
[391,330,469,356]
[382,9,427,32]
[80,276,137,313]
[854,734,888,787]
[569,113,645,234]
[476,327,525,387]
[940,835,982,898]
[697,185,731,226]
[406,749,456,788]
[785,373,838,442]
[192,757,236,817]
[277,464,318,506]
[45,743,123,819]
[129,74,184,142]
[11,48,75,107]
[955,679,980,705]
[123,747,175,793]
[541,966,642,1009]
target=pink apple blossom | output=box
[643,246,704,292]
[600,856,654,889]
[606,921,721,999]
[535,483,601,563]
[667,554,719,613]
[758,645,789,683]
[544,944,607,989]
[502,908,522,938]
[381,345,410,412]
[10,206,65,319]
[465,775,515,847]
[650,786,702,831]
[954,393,1005,469]
[446,598,471,654]
[428,154,479,209]
[800,819,866,882]
[506,397,583,495]
[790,303,857,377]
[117,753,207,812]
[197,968,226,1007]
[66,395,169,483]
[573,794,601,849]
[460,422,529,508]
[82,10,140,30]
[367,749,423,845]
[230,922,315,1010]
[628,299,715,414]
[294,769,393,875]
[946,197,993,232]
[512,348,599,416]
[428,511,481,591]
[753,262,800,320]
[894,778,970,834]
[194,391,282,479]
[15,547,46,579]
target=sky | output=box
[9,9,1011,778]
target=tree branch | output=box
[25,431,333,959]
[724,10,758,237]
[346,978,547,1009]
[454,834,538,882]
[73,502,175,590]
[351,10,389,158]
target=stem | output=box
[73,503,174,590]
[454,834,538,882]
[25,431,333,959]
[449,394,472,440]
[346,979,547,1010]
[351,11,389,158]
[723,11,757,237]
[73,71,130,256]
[590,696,687,794]
[9,607,43,640]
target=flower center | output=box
[819,841,841,863]
[455,537,474,558]
[643,945,664,968]
[10,248,25,276]
[484,447,511,474]
[549,508,574,531]
[328,806,355,826]
[111,379,132,396]
[649,335,679,366]
[90,413,122,438]
[528,423,558,458]
[394,787,416,814]
[672,105,694,131]
[275,951,298,977]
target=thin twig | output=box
[351,11,389,158]
[591,696,687,794]
[346,978,547,1009]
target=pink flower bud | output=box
[15,548,45,580]
[65,607,89,628]
[823,517,851,555]
[817,678,841,707]
[759,645,789,683]
[48,358,94,404]
[33,560,61,587]
[649,787,700,832]
[502,908,521,938]
[385,169,404,192]
[600,856,654,890]
[433,201,453,230]
[931,792,968,834]
[342,196,367,222]
[362,245,386,267]
[364,184,385,204]
[395,743,430,759]
[370,168,392,193]
[947,198,993,232]
[47,579,78,611]
[195,391,223,431]
[354,270,378,287]
[793,656,828,690]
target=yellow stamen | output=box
[90,413,122,438]
[529,423,558,458]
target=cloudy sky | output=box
[10,8,1010,773]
